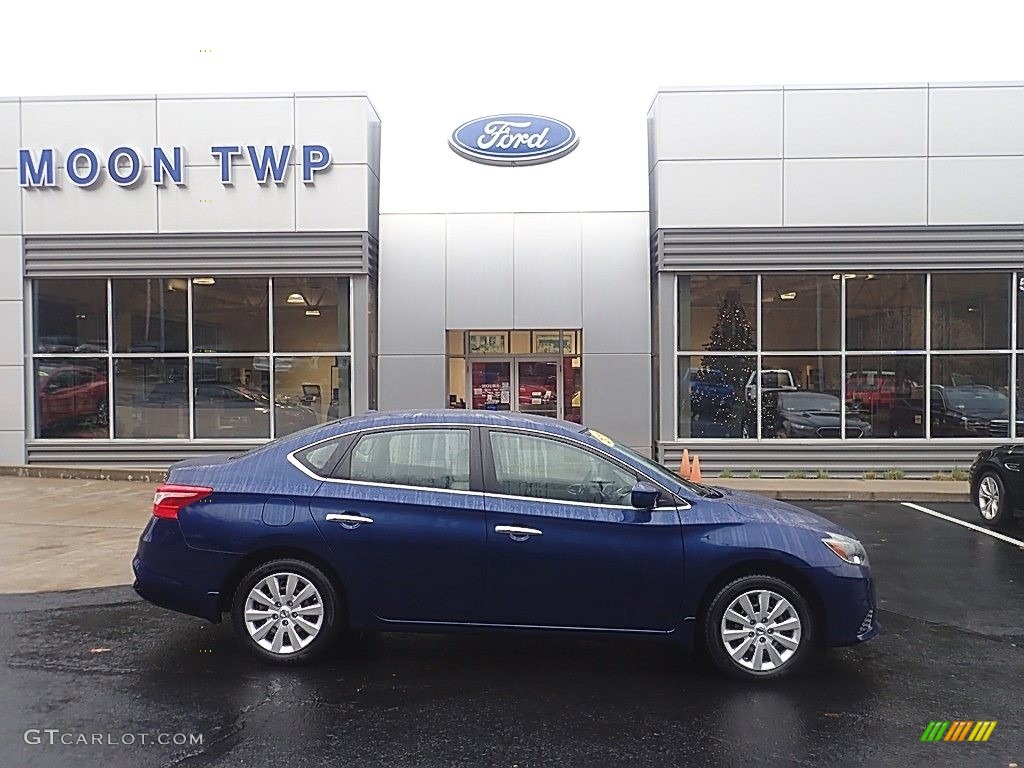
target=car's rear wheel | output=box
[704,575,813,681]
[231,558,341,665]
[975,471,1010,526]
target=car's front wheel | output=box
[975,470,1010,526]
[231,558,341,665]
[704,575,813,680]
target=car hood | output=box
[712,486,854,538]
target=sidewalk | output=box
[0,474,971,595]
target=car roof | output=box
[346,409,585,432]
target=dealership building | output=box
[1,83,1021,474]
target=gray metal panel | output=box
[377,355,447,411]
[513,213,583,328]
[23,232,375,277]
[656,440,1004,479]
[583,352,651,451]
[581,212,651,354]
[26,440,248,467]
[654,225,1024,272]
[445,214,514,329]
[377,214,446,355]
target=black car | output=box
[970,445,1024,525]
[764,391,872,439]
[890,384,1019,438]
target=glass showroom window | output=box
[675,272,1023,441]
[676,275,756,439]
[32,276,354,441]
[32,279,109,438]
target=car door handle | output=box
[495,525,542,541]
[325,513,374,529]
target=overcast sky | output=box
[3,0,1021,213]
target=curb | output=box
[737,490,965,503]
[0,465,167,484]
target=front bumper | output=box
[815,565,880,647]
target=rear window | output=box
[293,440,344,476]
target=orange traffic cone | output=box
[690,454,703,483]
[680,449,691,480]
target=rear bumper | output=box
[132,517,235,623]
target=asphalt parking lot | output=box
[1,500,1022,768]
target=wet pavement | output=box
[1,501,1022,768]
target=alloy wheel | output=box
[244,572,325,655]
[720,589,802,672]
[978,476,1000,521]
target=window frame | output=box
[481,427,677,508]
[28,276,356,442]
[674,271,1021,442]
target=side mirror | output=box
[631,481,661,510]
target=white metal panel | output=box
[157,166,294,233]
[23,172,158,234]
[20,99,156,165]
[654,160,782,228]
[582,352,652,450]
[445,214,514,329]
[581,212,650,354]
[0,237,22,300]
[0,302,22,366]
[653,90,783,160]
[378,214,446,355]
[0,430,25,464]
[294,96,378,173]
[0,170,19,234]
[0,101,20,170]
[784,88,928,158]
[784,158,927,226]
[513,213,583,328]
[295,164,370,232]
[0,366,24,430]
[378,355,446,410]
[929,156,1024,224]
[929,86,1024,156]
[157,97,294,167]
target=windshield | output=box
[584,429,720,498]
[944,388,1008,411]
[779,392,840,412]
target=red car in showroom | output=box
[36,363,108,434]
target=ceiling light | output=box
[779,291,797,301]
[286,292,306,304]
[967,307,977,312]
[865,274,876,280]
[305,309,321,317]
[193,277,216,285]
[844,273,856,279]
[831,274,841,280]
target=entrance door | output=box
[516,360,559,419]
[468,358,562,418]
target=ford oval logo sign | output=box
[449,114,579,167]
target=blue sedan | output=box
[133,410,878,680]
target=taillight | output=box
[153,484,213,519]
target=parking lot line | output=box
[900,502,1024,548]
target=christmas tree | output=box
[701,297,755,388]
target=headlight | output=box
[790,422,814,431]
[822,533,869,566]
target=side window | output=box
[294,440,344,476]
[349,429,470,491]
[489,432,636,505]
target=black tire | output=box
[704,574,814,681]
[974,470,1010,526]
[231,558,342,665]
